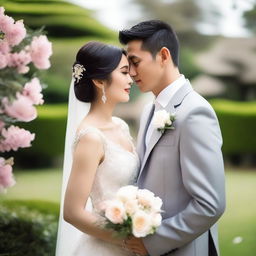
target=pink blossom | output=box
[0,125,35,152]
[0,52,8,69]
[30,35,52,69]
[8,50,31,73]
[5,20,26,46]
[0,157,15,192]
[0,39,10,54]
[0,13,14,34]
[23,78,44,105]
[3,93,37,122]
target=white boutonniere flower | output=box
[152,110,176,134]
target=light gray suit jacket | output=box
[136,81,226,256]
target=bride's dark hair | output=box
[73,41,126,102]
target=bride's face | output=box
[105,54,133,103]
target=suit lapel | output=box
[137,81,193,181]
[136,103,155,163]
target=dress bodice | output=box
[73,117,139,211]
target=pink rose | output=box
[0,157,15,193]
[30,35,52,69]
[3,93,37,122]
[5,20,26,46]
[0,52,8,69]
[0,125,35,152]
[23,78,44,105]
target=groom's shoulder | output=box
[182,90,216,116]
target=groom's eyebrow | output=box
[128,55,140,61]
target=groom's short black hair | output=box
[119,20,179,66]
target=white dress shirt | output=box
[145,75,187,147]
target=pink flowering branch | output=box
[0,6,52,192]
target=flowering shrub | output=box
[0,6,52,192]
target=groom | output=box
[119,20,225,256]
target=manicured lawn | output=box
[0,168,62,203]
[0,168,255,256]
[218,170,256,256]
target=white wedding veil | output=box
[55,78,91,255]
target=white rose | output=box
[132,210,152,237]
[124,199,139,216]
[137,189,155,209]
[105,199,127,224]
[152,110,170,129]
[151,196,163,212]
[151,213,162,227]
[116,185,138,203]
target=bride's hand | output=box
[124,236,148,256]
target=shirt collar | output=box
[155,74,186,109]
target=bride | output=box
[56,41,139,256]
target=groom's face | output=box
[126,40,163,94]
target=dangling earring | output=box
[101,86,107,103]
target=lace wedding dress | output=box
[70,117,139,256]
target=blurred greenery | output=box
[243,4,256,34]
[2,0,116,38]
[0,168,62,202]
[0,200,58,255]
[1,168,256,256]
[211,100,256,155]
[2,0,118,103]
[3,100,252,168]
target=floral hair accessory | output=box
[73,63,86,83]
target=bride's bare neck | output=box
[81,98,116,129]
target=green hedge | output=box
[0,199,59,256]
[20,104,68,157]
[12,100,256,167]
[210,99,256,154]
[3,0,116,39]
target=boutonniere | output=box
[152,110,176,134]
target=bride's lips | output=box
[124,88,130,94]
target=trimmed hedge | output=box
[20,104,68,157]
[11,100,256,167]
[210,99,256,154]
[0,199,59,256]
[3,0,116,39]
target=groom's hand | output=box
[125,236,148,256]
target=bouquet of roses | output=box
[0,6,52,192]
[101,185,163,238]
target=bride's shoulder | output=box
[112,116,129,130]
[73,126,104,150]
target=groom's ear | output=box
[159,47,171,65]
[92,79,106,89]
